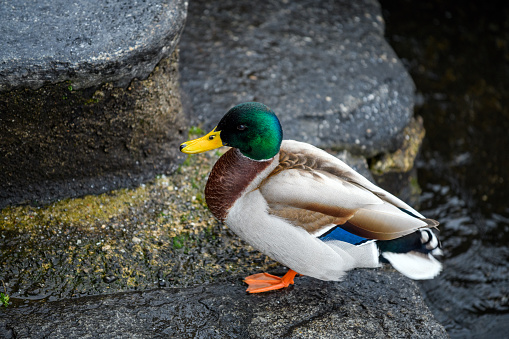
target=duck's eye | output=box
[208,135,215,140]
[237,124,247,131]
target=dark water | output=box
[380,0,509,337]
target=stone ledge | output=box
[0,0,187,91]
[0,270,447,339]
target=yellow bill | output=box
[180,127,223,154]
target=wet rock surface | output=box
[0,270,447,339]
[180,0,415,157]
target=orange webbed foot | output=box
[244,269,299,293]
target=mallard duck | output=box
[180,102,442,293]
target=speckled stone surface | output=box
[179,0,415,157]
[0,0,187,90]
[0,270,448,339]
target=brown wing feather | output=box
[269,148,354,181]
[267,205,348,234]
[261,142,433,240]
[264,149,360,234]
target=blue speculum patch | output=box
[319,226,369,245]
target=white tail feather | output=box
[382,251,442,280]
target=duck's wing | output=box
[259,140,438,241]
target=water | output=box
[379,0,509,337]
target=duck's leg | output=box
[244,269,299,293]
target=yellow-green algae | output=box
[367,116,426,207]
[1,189,147,232]
[0,146,276,302]
[370,116,426,175]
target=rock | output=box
[370,116,426,175]
[179,0,415,157]
[0,0,187,91]
[369,116,426,205]
[0,270,447,338]
[0,0,188,208]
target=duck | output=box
[180,102,442,293]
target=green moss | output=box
[409,176,422,196]
[188,126,205,136]
[0,281,9,307]
[84,97,100,105]
[0,293,8,307]
[172,233,191,250]
[179,213,189,223]
[182,156,191,167]
[194,192,206,207]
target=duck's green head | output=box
[180,102,283,160]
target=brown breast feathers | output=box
[205,148,273,222]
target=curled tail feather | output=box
[377,228,442,280]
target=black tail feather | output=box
[376,228,443,280]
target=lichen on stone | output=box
[370,116,426,175]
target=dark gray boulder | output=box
[0,0,188,208]
[0,270,447,339]
[0,0,186,91]
[179,0,415,157]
